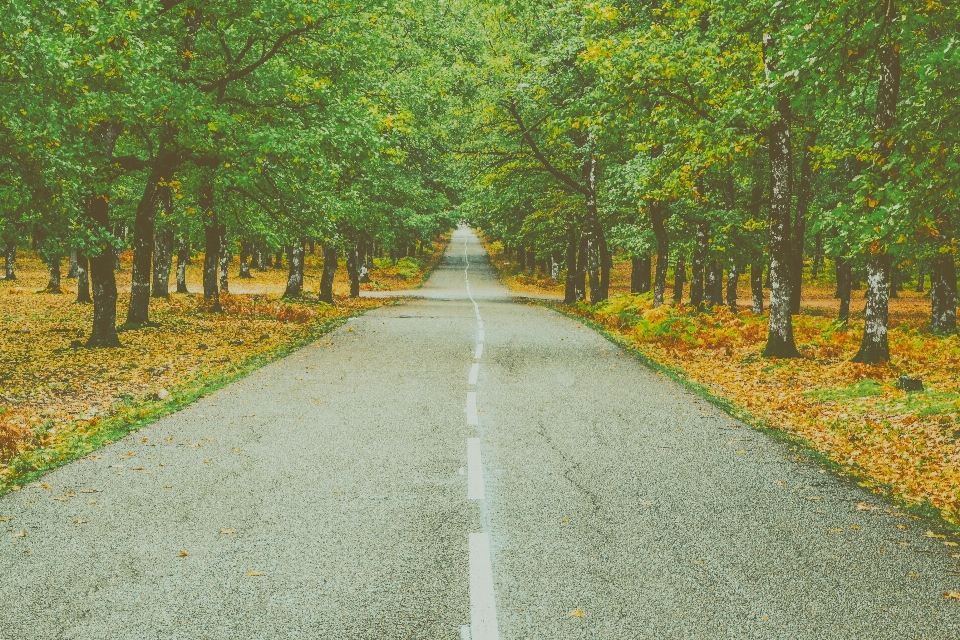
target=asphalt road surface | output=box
[3,226,960,639]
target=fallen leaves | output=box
[944,590,960,600]
[246,570,264,577]
[177,550,189,557]
[569,609,584,617]
[219,529,235,535]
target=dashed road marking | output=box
[469,363,479,385]
[475,344,483,360]
[469,532,500,640]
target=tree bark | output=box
[762,31,801,357]
[68,249,79,278]
[631,256,651,294]
[726,264,739,311]
[705,259,723,308]
[218,226,230,293]
[3,242,15,280]
[345,242,361,298]
[126,156,176,325]
[200,169,221,311]
[690,223,708,310]
[852,254,891,363]
[915,267,925,293]
[751,262,764,314]
[651,200,670,307]
[46,256,63,293]
[564,227,578,304]
[837,257,852,325]
[318,244,337,303]
[853,28,901,363]
[574,231,587,302]
[283,241,305,298]
[931,254,957,334]
[151,228,174,298]
[176,237,190,294]
[811,232,824,278]
[85,195,121,347]
[76,253,92,303]
[673,256,686,305]
[239,240,252,278]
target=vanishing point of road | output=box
[2,226,959,639]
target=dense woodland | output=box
[2,1,960,365]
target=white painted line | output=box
[460,625,472,640]
[478,329,485,342]
[467,438,485,500]
[466,392,478,426]
[475,344,483,360]
[469,532,500,640]
[478,321,484,329]
[468,363,479,385]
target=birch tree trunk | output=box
[176,237,189,294]
[345,242,361,298]
[76,253,92,304]
[218,227,230,293]
[726,264,739,311]
[283,240,305,298]
[762,32,801,357]
[852,255,891,363]
[151,228,173,298]
[3,242,15,280]
[689,223,708,310]
[751,262,763,314]
[239,241,252,278]
[673,255,686,305]
[930,254,957,334]
[837,257,852,325]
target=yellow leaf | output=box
[247,570,264,576]
[924,530,946,539]
[569,609,584,617]
[219,529,235,535]
[177,550,189,557]
[73,519,89,524]
[945,590,960,600]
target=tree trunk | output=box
[915,267,925,293]
[518,243,526,271]
[76,253,92,304]
[762,84,800,356]
[68,249,79,278]
[358,240,371,283]
[151,228,174,298]
[889,264,900,299]
[176,237,190,294]
[690,223,708,310]
[852,254,891,363]
[751,262,763,314]
[275,250,283,269]
[930,254,957,334]
[85,195,121,347]
[853,26,901,362]
[219,227,230,293]
[837,257,852,325]
[631,256,651,294]
[345,242,361,298]
[811,232,824,278]
[527,247,536,275]
[598,231,611,301]
[46,256,63,293]
[564,227,578,304]
[318,245,337,303]
[239,240,252,278]
[726,264,739,311]
[705,259,723,308]
[651,201,670,307]
[283,241,305,298]
[200,169,221,311]
[673,256,686,305]
[574,231,587,302]
[3,242,15,280]
[255,244,266,271]
[126,157,176,325]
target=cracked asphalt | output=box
[2,226,960,638]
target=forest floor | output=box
[481,238,960,529]
[0,237,448,490]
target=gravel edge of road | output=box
[0,306,383,496]
[537,299,960,539]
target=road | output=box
[2,226,959,639]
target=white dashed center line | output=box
[469,532,500,640]
[474,344,483,360]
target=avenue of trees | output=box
[3,1,960,366]
[461,0,960,364]
[0,0,463,346]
